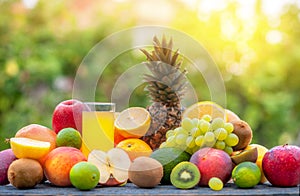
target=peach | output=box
[44,147,86,187]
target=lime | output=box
[70,161,100,190]
[56,128,82,149]
[232,161,261,188]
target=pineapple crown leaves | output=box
[140,35,188,104]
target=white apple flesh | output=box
[88,148,131,186]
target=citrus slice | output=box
[183,101,226,120]
[10,137,51,160]
[114,107,151,138]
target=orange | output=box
[116,138,152,161]
[10,137,51,160]
[245,144,268,183]
[114,107,151,138]
[183,101,226,121]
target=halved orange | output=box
[10,137,51,160]
[114,107,151,138]
[183,101,226,120]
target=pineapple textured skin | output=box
[141,36,187,149]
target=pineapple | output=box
[141,35,187,149]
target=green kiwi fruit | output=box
[8,158,43,189]
[170,161,200,189]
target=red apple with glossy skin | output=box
[43,147,86,187]
[190,147,233,186]
[0,149,17,185]
[52,99,90,134]
[262,144,300,187]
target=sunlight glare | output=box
[266,30,282,44]
[235,0,256,21]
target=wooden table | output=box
[0,182,299,196]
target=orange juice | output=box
[81,111,115,157]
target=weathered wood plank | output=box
[0,182,299,196]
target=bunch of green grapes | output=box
[160,115,239,155]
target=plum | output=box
[0,149,17,185]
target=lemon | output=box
[56,128,82,149]
[70,161,100,190]
[183,101,226,121]
[10,137,51,160]
[114,107,151,138]
[232,161,261,188]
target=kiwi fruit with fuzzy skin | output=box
[128,156,163,188]
[170,161,201,189]
[231,120,253,151]
[8,158,43,189]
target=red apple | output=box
[88,148,131,186]
[52,99,90,134]
[262,144,300,187]
[0,149,17,185]
[190,147,233,186]
[43,147,86,186]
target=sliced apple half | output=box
[88,148,131,186]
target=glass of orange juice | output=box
[81,102,115,157]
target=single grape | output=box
[224,122,234,133]
[192,118,200,127]
[204,131,215,143]
[174,127,187,135]
[199,121,210,134]
[214,128,227,140]
[203,139,216,148]
[190,127,201,137]
[166,135,176,145]
[224,146,233,155]
[166,130,174,138]
[225,133,239,146]
[202,114,212,122]
[208,177,223,191]
[195,135,204,147]
[186,136,196,148]
[175,133,188,145]
[211,117,225,130]
[214,140,226,150]
[181,118,194,131]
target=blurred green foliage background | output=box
[1,0,300,150]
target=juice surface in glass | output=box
[81,111,115,157]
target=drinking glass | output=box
[81,102,116,157]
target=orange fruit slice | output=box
[10,137,51,160]
[183,101,226,120]
[114,107,151,138]
[116,138,153,161]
